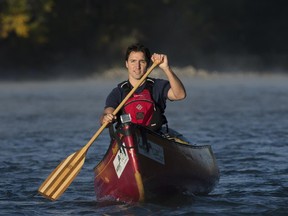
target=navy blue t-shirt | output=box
[105,78,170,114]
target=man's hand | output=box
[151,53,169,70]
[102,113,115,124]
[100,107,116,126]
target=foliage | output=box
[0,0,287,78]
[0,0,54,42]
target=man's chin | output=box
[134,74,144,79]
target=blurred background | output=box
[0,0,287,80]
[1,2,288,214]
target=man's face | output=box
[126,51,148,81]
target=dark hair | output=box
[125,43,151,65]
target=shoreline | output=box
[1,66,288,84]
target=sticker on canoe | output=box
[113,145,129,178]
[138,141,165,165]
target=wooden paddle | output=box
[38,61,160,201]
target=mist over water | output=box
[1,73,288,215]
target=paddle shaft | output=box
[38,61,159,200]
[85,61,160,150]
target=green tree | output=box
[0,0,54,42]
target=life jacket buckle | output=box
[120,114,131,123]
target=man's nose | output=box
[136,62,141,68]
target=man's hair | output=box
[125,43,151,65]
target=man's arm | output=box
[99,107,116,126]
[152,53,186,101]
[162,66,186,101]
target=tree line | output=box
[0,0,287,79]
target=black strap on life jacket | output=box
[119,78,154,99]
[118,78,167,131]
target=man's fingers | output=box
[104,113,115,123]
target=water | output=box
[1,74,288,215]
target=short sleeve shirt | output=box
[105,78,170,113]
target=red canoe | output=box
[94,116,220,203]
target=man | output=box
[100,43,186,131]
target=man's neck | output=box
[128,78,146,87]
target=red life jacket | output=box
[120,79,164,130]
[123,88,155,126]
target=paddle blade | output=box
[38,149,86,201]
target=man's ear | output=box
[125,61,128,68]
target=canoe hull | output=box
[94,123,219,202]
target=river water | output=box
[1,74,288,215]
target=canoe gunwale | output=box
[93,123,220,202]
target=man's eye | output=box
[129,60,146,64]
